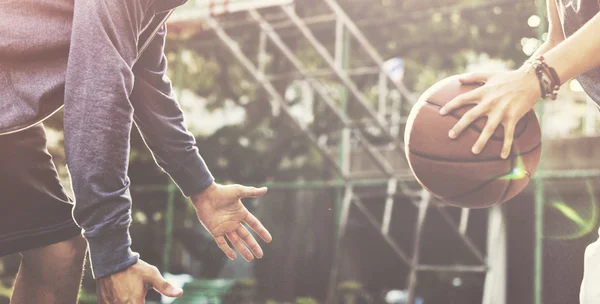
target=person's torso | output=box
[555,0,600,103]
[0,0,184,135]
[0,0,73,134]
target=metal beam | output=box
[322,0,417,104]
[204,16,347,179]
[281,5,409,155]
[416,265,488,272]
[352,196,412,265]
[436,206,487,264]
[248,9,405,180]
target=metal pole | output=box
[585,95,597,136]
[482,205,507,304]
[326,185,355,304]
[257,27,268,76]
[328,15,350,304]
[353,196,412,265]
[163,45,186,272]
[406,190,432,304]
[436,207,486,264]
[163,182,177,273]
[534,0,547,302]
[381,179,398,235]
[534,106,545,304]
[334,12,351,240]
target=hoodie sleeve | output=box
[63,0,151,279]
[130,24,214,197]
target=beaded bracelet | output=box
[526,56,561,100]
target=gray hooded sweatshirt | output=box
[555,0,600,103]
[0,0,214,278]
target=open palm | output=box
[191,183,272,261]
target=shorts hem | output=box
[0,219,82,257]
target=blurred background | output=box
[2,0,599,303]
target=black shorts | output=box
[0,124,81,257]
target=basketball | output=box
[404,75,542,208]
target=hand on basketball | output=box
[191,183,272,261]
[438,69,541,159]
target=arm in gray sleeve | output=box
[131,25,215,197]
[63,0,151,279]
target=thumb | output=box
[235,185,268,198]
[146,269,183,298]
[459,72,494,84]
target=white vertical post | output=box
[381,178,397,235]
[378,70,389,121]
[482,205,507,304]
[459,208,470,235]
[257,28,268,78]
[585,95,597,136]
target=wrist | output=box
[190,182,217,205]
[517,60,544,104]
[85,228,140,279]
[516,66,543,101]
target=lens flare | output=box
[498,154,528,181]
[544,181,598,240]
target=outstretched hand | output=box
[439,69,542,159]
[191,183,272,261]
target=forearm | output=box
[131,25,214,197]
[527,39,560,64]
[65,0,150,279]
[543,12,600,85]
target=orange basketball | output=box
[404,75,542,208]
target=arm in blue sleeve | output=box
[64,0,151,279]
[131,25,214,197]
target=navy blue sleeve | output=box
[131,25,215,197]
[64,0,150,279]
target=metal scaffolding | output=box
[165,0,510,303]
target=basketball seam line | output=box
[424,100,531,141]
[495,150,516,206]
[411,144,541,201]
[445,167,529,202]
[408,141,542,163]
[449,175,531,206]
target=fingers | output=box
[439,89,481,116]
[501,119,516,159]
[235,185,268,199]
[448,105,486,139]
[143,265,183,298]
[226,232,254,262]
[215,236,237,260]
[472,114,502,154]
[245,212,273,243]
[216,222,269,262]
[236,225,264,259]
[458,72,495,84]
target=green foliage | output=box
[295,297,320,304]
[338,280,362,291]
